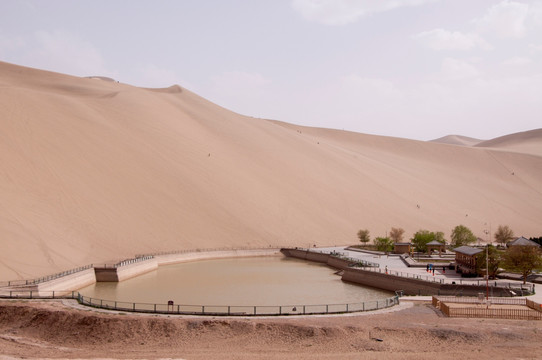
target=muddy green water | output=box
[79,256,391,306]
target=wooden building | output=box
[453,246,483,276]
[393,243,411,254]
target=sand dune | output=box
[430,134,483,147]
[1,61,542,280]
[475,129,542,157]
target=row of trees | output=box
[357,224,519,253]
[357,225,542,283]
[477,244,542,283]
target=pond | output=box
[79,256,392,307]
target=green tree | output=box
[494,225,514,246]
[501,246,542,284]
[411,230,444,252]
[374,236,393,253]
[389,227,405,243]
[357,229,370,247]
[475,245,501,279]
[450,225,476,248]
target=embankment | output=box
[281,248,516,297]
[2,249,281,293]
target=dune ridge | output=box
[1,61,542,280]
[430,134,483,147]
[475,128,542,157]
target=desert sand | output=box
[1,60,542,281]
[0,299,541,359]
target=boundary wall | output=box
[281,248,521,297]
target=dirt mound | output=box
[1,300,541,359]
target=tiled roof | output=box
[509,236,541,247]
[453,246,483,256]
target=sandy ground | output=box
[0,299,541,360]
[1,61,542,281]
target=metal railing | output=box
[135,246,285,258]
[0,290,399,316]
[0,265,94,287]
[292,248,380,268]
[95,255,154,269]
[353,266,535,294]
[77,293,400,316]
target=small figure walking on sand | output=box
[385,266,388,274]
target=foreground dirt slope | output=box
[1,61,542,280]
[0,300,540,359]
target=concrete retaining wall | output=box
[282,248,516,297]
[95,258,159,282]
[37,268,96,295]
[155,249,280,265]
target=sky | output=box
[1,0,541,141]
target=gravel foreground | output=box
[0,300,541,359]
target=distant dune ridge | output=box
[430,135,484,147]
[1,61,542,280]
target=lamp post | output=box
[486,244,489,304]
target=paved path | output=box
[315,246,541,301]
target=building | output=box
[453,246,483,276]
[393,243,411,254]
[507,236,541,248]
[426,240,446,255]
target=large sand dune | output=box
[1,61,541,280]
[476,128,542,157]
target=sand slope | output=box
[430,134,483,147]
[475,128,542,157]
[1,61,542,280]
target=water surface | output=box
[79,256,391,306]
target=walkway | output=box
[315,246,539,299]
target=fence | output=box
[77,294,399,316]
[0,265,94,287]
[526,298,542,313]
[0,290,399,316]
[439,302,542,320]
[433,296,527,306]
[95,255,154,269]
[433,296,542,320]
[0,247,277,288]
[135,246,286,258]
[357,266,535,294]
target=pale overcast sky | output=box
[1,0,541,140]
